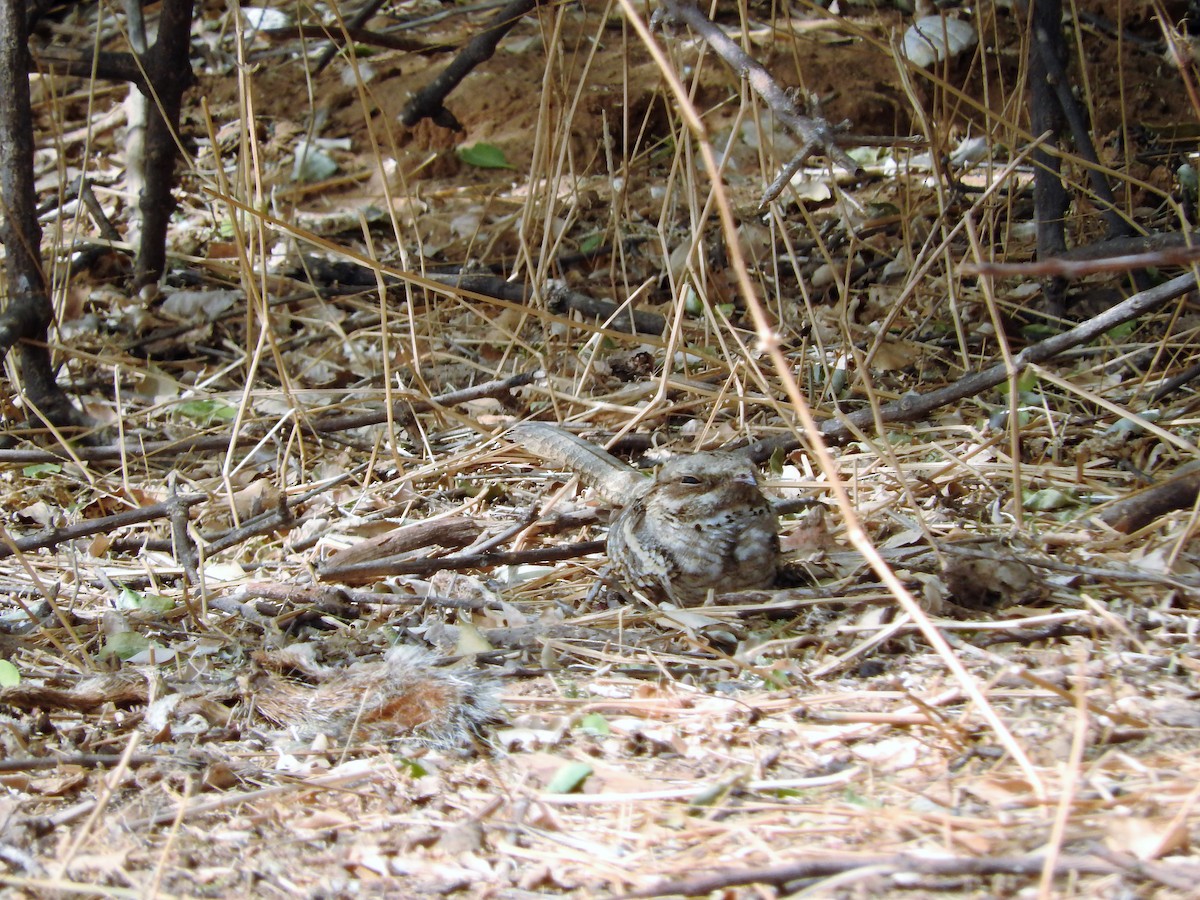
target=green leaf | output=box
[99,631,151,660]
[1105,320,1137,342]
[759,669,792,690]
[866,201,900,217]
[768,446,787,475]
[0,659,20,687]
[579,713,610,736]
[117,586,175,613]
[996,371,1039,397]
[650,137,677,163]
[545,761,593,794]
[770,787,805,799]
[579,233,604,254]
[177,399,237,425]
[842,788,882,808]
[457,142,514,169]
[1020,323,1059,340]
[1024,487,1077,511]
[22,462,62,478]
[394,758,429,778]
[688,779,737,807]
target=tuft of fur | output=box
[253,646,500,749]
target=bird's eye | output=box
[679,475,702,486]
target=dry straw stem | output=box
[620,0,1045,795]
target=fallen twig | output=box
[962,245,1200,277]
[623,851,1198,897]
[1095,460,1200,533]
[0,492,205,561]
[655,0,862,206]
[746,271,1199,459]
[317,539,606,583]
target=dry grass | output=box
[2,0,1199,896]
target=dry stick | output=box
[317,539,606,583]
[1097,460,1200,533]
[202,493,294,557]
[0,492,205,561]
[963,245,1200,277]
[398,0,538,129]
[320,516,482,571]
[165,473,200,583]
[744,271,1200,461]
[123,765,387,829]
[654,0,861,205]
[0,371,537,464]
[621,853,1150,899]
[620,0,1046,797]
[0,753,158,773]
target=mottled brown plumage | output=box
[512,423,779,603]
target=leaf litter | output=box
[2,0,1199,896]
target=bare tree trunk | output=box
[133,0,196,288]
[0,0,82,428]
[1026,0,1069,316]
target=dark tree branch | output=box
[1026,2,1132,240]
[399,0,538,129]
[317,540,607,584]
[310,0,388,74]
[133,0,197,287]
[31,46,148,89]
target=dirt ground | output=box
[3,0,1200,896]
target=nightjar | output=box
[512,423,780,603]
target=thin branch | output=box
[622,851,1197,898]
[654,0,862,206]
[0,493,205,561]
[744,271,1199,460]
[399,0,538,129]
[317,540,607,583]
